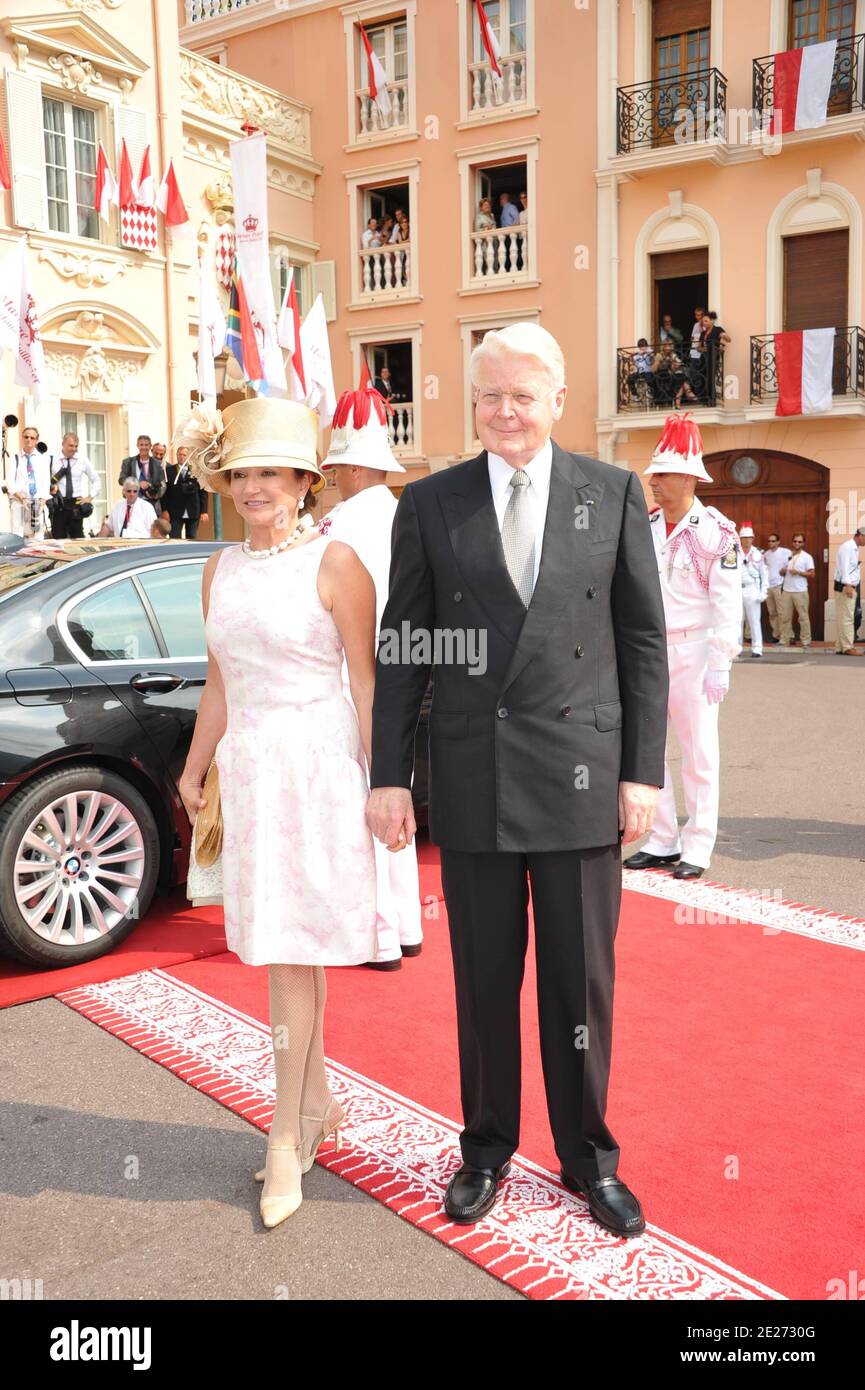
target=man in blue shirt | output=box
[499,192,520,227]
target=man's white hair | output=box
[470,323,566,392]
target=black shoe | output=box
[624,851,681,870]
[365,958,402,971]
[673,861,704,880]
[444,1161,512,1224]
[400,943,423,957]
[561,1171,645,1237]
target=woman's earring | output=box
[299,493,306,509]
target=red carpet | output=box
[57,873,865,1300]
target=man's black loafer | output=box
[673,861,704,880]
[444,1162,511,1224]
[561,1172,646,1237]
[623,851,680,870]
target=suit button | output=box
[497,707,509,719]
[586,585,597,599]
[574,645,584,658]
[454,591,463,602]
[560,705,572,717]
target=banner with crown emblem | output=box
[228,133,286,397]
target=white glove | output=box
[703,670,729,705]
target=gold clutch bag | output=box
[193,760,223,867]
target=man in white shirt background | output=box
[9,425,51,539]
[833,525,864,655]
[762,532,791,644]
[100,479,157,539]
[778,533,815,650]
[50,432,100,539]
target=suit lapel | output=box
[438,451,527,645]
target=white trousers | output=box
[642,637,720,870]
[371,834,424,962]
[742,591,763,655]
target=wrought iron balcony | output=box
[616,67,727,155]
[750,327,865,404]
[617,344,726,413]
[753,33,865,125]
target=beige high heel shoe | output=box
[259,1142,303,1230]
[256,1099,345,1182]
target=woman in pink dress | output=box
[175,397,378,1230]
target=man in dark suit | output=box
[163,445,209,539]
[119,435,165,513]
[367,324,668,1236]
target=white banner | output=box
[300,293,337,427]
[0,239,51,405]
[229,133,286,396]
[197,258,227,405]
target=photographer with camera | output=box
[49,432,100,539]
[10,425,52,539]
[118,434,166,512]
[163,444,209,539]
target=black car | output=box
[0,540,429,969]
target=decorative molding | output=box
[63,0,124,12]
[46,346,143,400]
[1,12,148,86]
[179,50,311,153]
[38,247,130,288]
[47,52,104,95]
[57,310,118,342]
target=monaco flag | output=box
[93,142,116,222]
[136,145,155,209]
[774,327,835,415]
[276,276,306,400]
[299,293,336,427]
[117,139,136,209]
[475,0,503,78]
[773,40,837,132]
[0,238,51,405]
[156,159,188,228]
[358,23,391,117]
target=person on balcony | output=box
[498,192,520,227]
[361,217,382,250]
[380,215,397,244]
[659,314,683,350]
[650,341,691,407]
[697,312,731,407]
[627,340,655,404]
[374,365,394,402]
[518,191,529,226]
[474,197,496,232]
[393,207,410,242]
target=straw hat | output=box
[172,397,326,498]
[323,387,406,473]
[644,412,713,483]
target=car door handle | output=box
[130,672,186,692]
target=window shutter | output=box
[312,261,337,322]
[5,70,47,231]
[783,230,849,330]
[114,103,149,173]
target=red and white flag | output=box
[156,159,189,228]
[773,40,837,132]
[197,258,227,405]
[93,142,116,222]
[299,293,336,427]
[117,139,136,209]
[0,238,51,405]
[276,276,306,400]
[136,145,155,209]
[774,327,835,415]
[475,0,503,78]
[359,22,392,117]
[358,355,372,391]
[230,132,287,397]
[0,126,10,192]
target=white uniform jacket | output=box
[649,495,743,672]
[741,545,768,601]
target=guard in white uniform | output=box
[625,414,742,879]
[738,522,768,657]
[321,387,423,969]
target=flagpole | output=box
[151,0,180,466]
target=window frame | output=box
[42,93,101,244]
[58,558,210,668]
[342,0,418,149]
[457,0,536,127]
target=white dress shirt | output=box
[487,439,553,589]
[12,451,52,499]
[53,452,100,500]
[106,497,156,538]
[834,537,861,587]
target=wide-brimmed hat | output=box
[323,387,406,474]
[172,398,326,498]
[644,412,712,483]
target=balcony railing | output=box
[753,33,865,125]
[185,0,263,21]
[616,67,727,154]
[470,225,528,281]
[387,402,415,453]
[357,80,410,135]
[750,327,865,404]
[469,52,528,111]
[360,242,411,295]
[617,344,726,412]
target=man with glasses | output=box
[778,533,815,651]
[9,426,51,539]
[367,323,668,1238]
[763,532,791,644]
[49,432,99,539]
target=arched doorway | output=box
[698,449,829,639]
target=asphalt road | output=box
[1,650,859,1301]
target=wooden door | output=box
[652,0,711,146]
[698,449,830,638]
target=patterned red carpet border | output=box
[58,968,784,1302]
[623,871,865,950]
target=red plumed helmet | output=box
[323,385,407,473]
[331,386,390,430]
[645,411,712,482]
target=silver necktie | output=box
[501,468,535,607]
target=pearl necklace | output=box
[242,514,314,559]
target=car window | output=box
[67,577,161,662]
[136,562,206,659]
